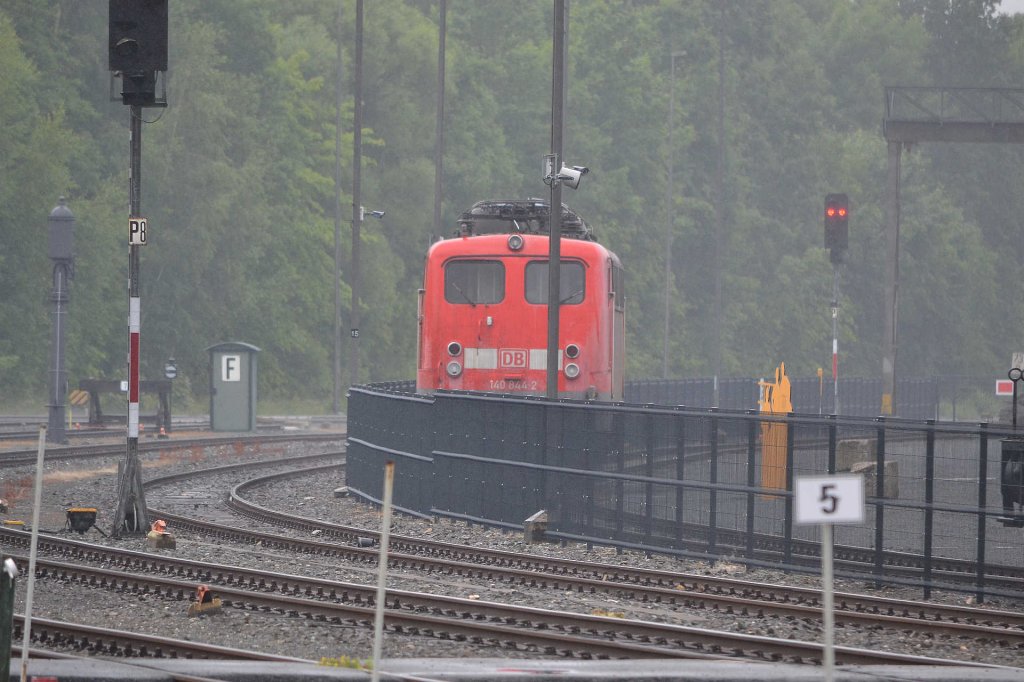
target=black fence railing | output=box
[623,375,996,421]
[623,377,948,419]
[347,382,1024,603]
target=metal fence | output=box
[623,377,947,419]
[347,383,1024,603]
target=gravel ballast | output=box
[1,434,1022,669]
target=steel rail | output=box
[139,462,1024,647]
[5,550,988,667]
[12,614,308,662]
[221,464,1024,620]
[5,435,1014,665]
[0,432,342,467]
[5,523,1023,650]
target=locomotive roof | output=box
[456,199,595,241]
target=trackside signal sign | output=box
[795,475,865,525]
[129,217,147,245]
[997,380,1014,396]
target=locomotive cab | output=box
[417,200,624,400]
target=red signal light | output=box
[824,193,849,256]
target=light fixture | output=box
[556,165,589,190]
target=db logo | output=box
[499,349,528,369]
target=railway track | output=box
[0,529,996,666]
[11,420,1011,602]
[0,432,342,467]
[590,508,1024,596]
[216,461,1024,628]
[2,434,1020,667]
[12,614,307,662]
[0,415,339,443]
[137,456,1024,662]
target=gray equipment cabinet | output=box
[207,342,260,432]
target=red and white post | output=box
[112,105,150,536]
[831,267,840,415]
[129,296,140,437]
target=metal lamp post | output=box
[663,50,685,378]
[333,0,344,414]
[348,0,365,390]
[545,0,567,400]
[46,197,75,444]
[163,357,176,435]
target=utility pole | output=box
[663,51,685,378]
[713,4,726,406]
[333,1,344,414]
[433,0,447,238]
[348,0,364,389]
[881,141,901,416]
[545,0,567,399]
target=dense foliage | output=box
[2,0,1022,411]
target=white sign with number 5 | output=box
[795,475,865,525]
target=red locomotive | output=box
[416,200,624,400]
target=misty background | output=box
[1,0,1023,416]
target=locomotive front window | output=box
[525,261,585,305]
[445,260,505,305]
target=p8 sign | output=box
[129,217,147,245]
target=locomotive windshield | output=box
[525,261,585,305]
[445,260,505,305]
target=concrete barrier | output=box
[850,459,899,498]
[523,510,548,543]
[837,438,876,472]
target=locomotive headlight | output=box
[565,343,580,359]
[564,362,581,379]
[446,360,463,377]
[507,234,524,251]
[447,341,462,356]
